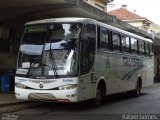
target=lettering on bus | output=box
[63,79,73,83]
[25,26,47,33]
[123,57,143,67]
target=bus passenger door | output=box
[79,23,96,101]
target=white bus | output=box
[15,18,154,106]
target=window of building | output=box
[95,3,105,11]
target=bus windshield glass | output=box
[17,23,81,77]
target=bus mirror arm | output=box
[91,72,98,81]
[91,72,94,81]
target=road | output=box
[6,85,160,120]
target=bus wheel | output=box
[133,80,142,97]
[91,87,102,107]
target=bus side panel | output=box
[142,56,154,87]
[94,51,154,95]
[78,75,96,101]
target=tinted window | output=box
[139,40,145,55]
[145,42,150,56]
[131,37,138,54]
[149,43,154,56]
[121,34,130,53]
[23,32,46,45]
[100,27,109,50]
[80,24,96,75]
[112,32,120,51]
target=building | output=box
[108,5,160,34]
[83,0,113,12]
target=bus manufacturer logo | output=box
[63,79,73,82]
[17,78,27,83]
[39,84,44,89]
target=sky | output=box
[108,0,160,25]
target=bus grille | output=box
[28,93,56,100]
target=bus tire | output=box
[133,79,142,97]
[91,87,102,107]
[91,80,106,107]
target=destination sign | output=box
[25,26,47,33]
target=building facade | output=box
[83,0,113,12]
[108,5,160,34]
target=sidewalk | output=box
[153,82,160,87]
[0,92,27,107]
[0,92,43,114]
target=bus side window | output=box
[131,37,138,54]
[126,36,130,53]
[80,23,96,75]
[97,26,101,49]
[121,35,130,53]
[139,40,145,55]
[112,31,120,51]
[121,34,126,52]
[149,43,154,56]
[100,27,109,50]
[145,42,150,56]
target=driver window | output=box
[80,23,96,75]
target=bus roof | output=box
[25,17,88,25]
[25,17,153,43]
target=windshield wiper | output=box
[26,42,46,77]
[26,56,41,77]
[49,43,59,78]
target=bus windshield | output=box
[17,23,81,78]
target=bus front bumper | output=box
[15,87,79,102]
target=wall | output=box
[0,26,9,39]
[127,21,143,28]
[124,20,160,34]
[83,0,107,12]
[0,20,24,71]
[0,52,17,70]
[149,23,160,34]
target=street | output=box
[3,85,159,120]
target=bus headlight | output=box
[58,84,77,90]
[15,83,27,89]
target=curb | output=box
[153,83,160,87]
[0,101,30,108]
[0,102,43,114]
[0,92,30,108]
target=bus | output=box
[15,18,154,106]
